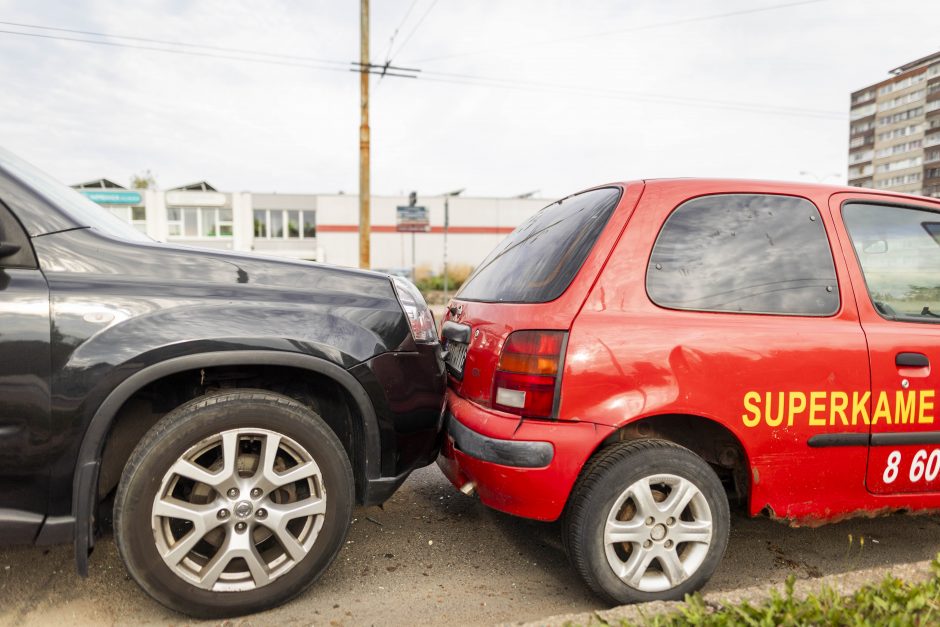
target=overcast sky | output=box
[0,0,938,200]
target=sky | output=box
[0,0,938,200]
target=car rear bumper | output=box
[437,393,613,521]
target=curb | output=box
[510,559,935,626]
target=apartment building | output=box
[848,51,940,197]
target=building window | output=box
[851,120,874,134]
[878,73,927,97]
[849,164,873,178]
[877,106,924,126]
[850,103,876,120]
[851,89,875,105]
[105,206,147,233]
[253,209,316,240]
[875,156,922,173]
[876,173,921,188]
[167,207,232,238]
[876,123,923,141]
[876,90,925,112]
[875,140,922,158]
[646,194,839,316]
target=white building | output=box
[71,179,549,274]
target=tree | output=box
[130,170,157,190]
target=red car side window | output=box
[646,193,839,316]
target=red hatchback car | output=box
[438,179,940,604]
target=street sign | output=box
[80,190,143,205]
[396,205,430,232]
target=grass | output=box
[602,559,940,626]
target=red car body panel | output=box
[439,179,940,525]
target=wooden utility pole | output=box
[358,0,370,269]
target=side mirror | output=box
[0,241,21,259]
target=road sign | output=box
[397,205,430,232]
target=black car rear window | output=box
[457,187,622,303]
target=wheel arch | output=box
[72,350,381,576]
[591,413,752,509]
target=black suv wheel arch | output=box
[70,349,382,576]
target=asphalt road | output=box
[3,464,940,626]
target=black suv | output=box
[0,147,446,617]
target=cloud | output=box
[0,0,938,198]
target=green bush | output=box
[612,559,940,627]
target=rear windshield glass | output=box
[457,187,621,303]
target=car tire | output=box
[113,389,354,618]
[564,439,730,605]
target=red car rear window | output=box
[457,187,621,303]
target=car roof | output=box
[595,178,940,207]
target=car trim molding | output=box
[807,431,940,448]
[806,433,870,447]
[71,349,382,576]
[870,431,940,446]
[448,413,554,468]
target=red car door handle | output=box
[896,352,929,368]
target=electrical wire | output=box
[418,68,843,116]
[388,0,440,61]
[0,28,351,73]
[382,0,421,63]
[0,20,846,120]
[414,73,845,119]
[0,19,348,65]
[409,0,826,63]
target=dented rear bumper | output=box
[437,393,614,521]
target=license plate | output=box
[445,340,469,377]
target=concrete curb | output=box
[511,559,935,626]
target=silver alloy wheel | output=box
[603,473,712,593]
[152,428,326,592]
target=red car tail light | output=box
[493,330,566,418]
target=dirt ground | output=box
[3,464,940,626]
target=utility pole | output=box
[358,0,370,269]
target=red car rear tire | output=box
[564,439,730,605]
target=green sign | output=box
[80,190,143,205]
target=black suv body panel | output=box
[0,161,445,566]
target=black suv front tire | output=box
[114,390,354,618]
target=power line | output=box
[415,73,845,119]
[0,22,845,120]
[0,28,351,73]
[0,19,348,65]
[418,68,843,117]
[382,0,420,63]
[389,0,440,62]
[409,0,826,63]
